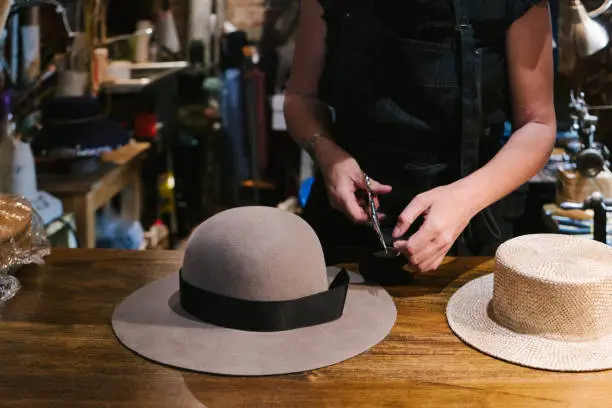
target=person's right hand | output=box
[315,139,392,224]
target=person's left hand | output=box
[391,184,477,272]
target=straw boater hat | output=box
[446,233,612,372]
[112,206,397,376]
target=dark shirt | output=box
[306,0,545,259]
[373,0,542,44]
[318,0,543,157]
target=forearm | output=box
[283,93,335,157]
[454,121,556,214]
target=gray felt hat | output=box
[111,206,397,376]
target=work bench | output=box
[0,249,609,407]
[36,143,149,248]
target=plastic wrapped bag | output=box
[0,194,50,303]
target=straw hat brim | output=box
[446,274,612,372]
[112,267,397,376]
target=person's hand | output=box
[391,184,476,272]
[316,139,392,223]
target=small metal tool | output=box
[363,173,397,256]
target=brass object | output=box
[559,0,612,72]
[569,0,610,56]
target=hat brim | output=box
[446,274,612,372]
[112,267,397,376]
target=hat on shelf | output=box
[32,96,130,158]
[446,233,612,372]
[111,206,397,376]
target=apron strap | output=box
[451,0,481,178]
[451,0,486,256]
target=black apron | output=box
[303,0,527,265]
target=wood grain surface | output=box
[1,249,610,408]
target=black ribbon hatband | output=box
[179,269,350,332]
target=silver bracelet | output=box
[305,132,328,156]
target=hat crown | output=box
[42,97,101,122]
[182,206,328,301]
[492,234,612,341]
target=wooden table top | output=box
[2,249,611,408]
